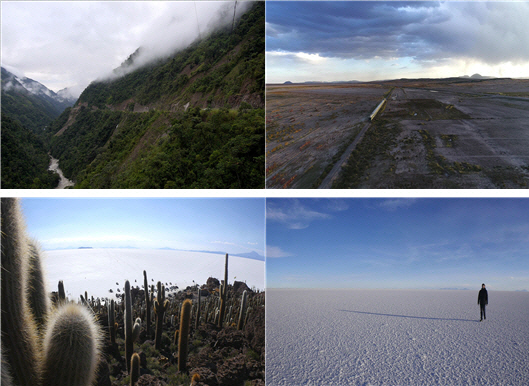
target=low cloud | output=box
[266,246,293,258]
[2,1,251,97]
[379,198,417,211]
[267,199,331,230]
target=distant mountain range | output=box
[283,80,361,85]
[1,66,76,133]
[53,246,265,261]
[280,74,502,85]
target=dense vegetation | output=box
[78,3,264,109]
[50,105,264,188]
[47,2,264,189]
[1,115,60,188]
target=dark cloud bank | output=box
[267,1,529,67]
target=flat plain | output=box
[266,288,529,386]
[265,78,529,188]
[45,248,265,299]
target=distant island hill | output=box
[279,74,499,85]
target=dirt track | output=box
[266,79,529,189]
[266,84,387,188]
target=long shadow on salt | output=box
[338,309,480,323]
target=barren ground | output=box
[266,79,529,189]
[267,289,529,386]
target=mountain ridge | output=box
[45,2,265,189]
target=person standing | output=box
[478,283,488,321]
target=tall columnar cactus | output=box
[178,299,192,372]
[1,198,102,386]
[27,240,50,330]
[237,290,248,330]
[143,270,151,337]
[125,280,141,373]
[58,280,66,302]
[130,353,140,386]
[195,289,201,329]
[42,303,102,386]
[218,253,229,327]
[1,198,41,386]
[108,299,116,344]
[154,281,169,350]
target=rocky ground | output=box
[80,277,265,386]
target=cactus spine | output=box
[178,299,192,372]
[130,353,140,386]
[154,281,169,350]
[218,253,228,327]
[42,303,102,386]
[237,290,248,330]
[1,198,42,386]
[143,270,151,337]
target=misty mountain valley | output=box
[1,2,264,189]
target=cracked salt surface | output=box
[266,289,529,386]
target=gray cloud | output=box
[2,1,248,97]
[266,1,529,67]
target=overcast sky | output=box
[266,1,529,83]
[267,198,529,291]
[1,1,247,97]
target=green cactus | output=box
[108,299,116,344]
[237,290,248,330]
[143,270,151,337]
[1,198,42,386]
[195,289,201,329]
[130,353,140,386]
[26,240,50,330]
[178,299,192,372]
[125,280,141,373]
[154,281,169,350]
[41,303,102,386]
[58,280,66,302]
[1,198,103,386]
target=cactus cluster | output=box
[2,198,265,385]
[1,198,102,386]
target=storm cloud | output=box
[266,1,529,81]
[1,1,249,97]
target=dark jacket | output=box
[478,288,488,306]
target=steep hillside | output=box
[48,1,264,188]
[1,67,75,133]
[1,115,60,189]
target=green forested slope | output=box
[1,115,60,189]
[48,2,264,188]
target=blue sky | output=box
[266,1,529,83]
[21,198,264,257]
[266,198,529,291]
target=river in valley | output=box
[48,155,75,189]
